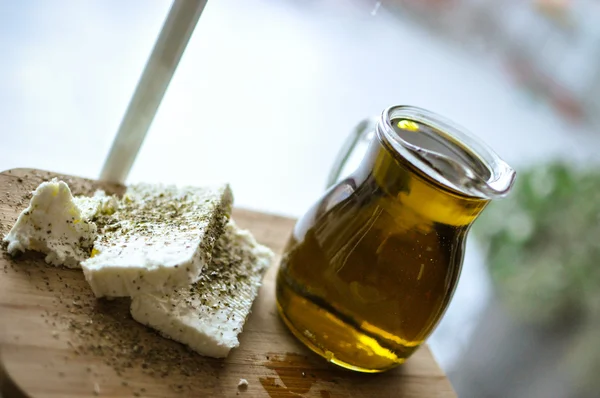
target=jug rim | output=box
[377,105,516,199]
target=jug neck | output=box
[375,106,515,200]
[358,137,490,227]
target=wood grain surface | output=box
[0,169,456,398]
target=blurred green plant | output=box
[474,160,600,326]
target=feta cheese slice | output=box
[2,179,116,268]
[81,183,233,298]
[130,220,273,358]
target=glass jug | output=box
[276,105,515,373]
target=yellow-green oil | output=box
[276,119,489,372]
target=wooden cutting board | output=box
[0,169,456,398]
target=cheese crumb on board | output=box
[238,379,249,388]
[130,220,273,358]
[81,183,233,298]
[2,179,116,268]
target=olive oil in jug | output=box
[276,106,515,372]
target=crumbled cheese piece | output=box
[81,183,233,298]
[238,379,249,388]
[2,179,114,268]
[74,190,118,220]
[130,221,273,358]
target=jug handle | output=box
[326,117,378,189]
